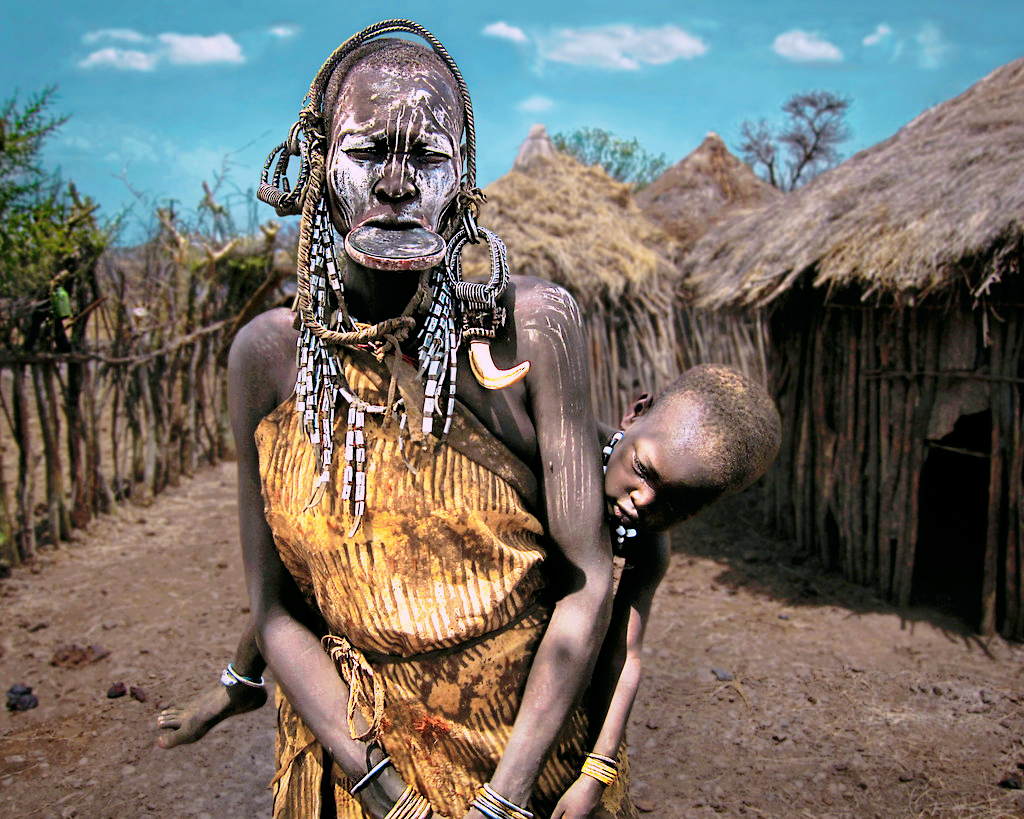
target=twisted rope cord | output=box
[293,152,416,349]
[323,634,386,743]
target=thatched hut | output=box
[637,131,781,251]
[682,56,1024,636]
[512,123,557,171]
[637,133,783,384]
[474,128,680,425]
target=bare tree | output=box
[738,91,851,191]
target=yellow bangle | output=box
[384,785,432,819]
[581,752,618,786]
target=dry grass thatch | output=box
[469,151,681,423]
[685,55,1024,308]
[636,132,780,253]
[470,153,679,305]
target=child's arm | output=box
[552,532,671,818]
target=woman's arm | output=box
[552,533,671,818]
[470,282,615,815]
[228,312,409,817]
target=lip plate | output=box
[344,224,446,272]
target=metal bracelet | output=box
[220,663,265,689]
[348,755,393,795]
[472,783,533,819]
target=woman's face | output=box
[325,59,463,237]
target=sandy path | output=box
[0,462,273,818]
[1,462,1022,818]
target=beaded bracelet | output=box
[383,785,432,819]
[581,752,618,786]
[471,783,534,819]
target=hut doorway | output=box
[913,410,991,629]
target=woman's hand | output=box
[356,766,408,818]
[551,776,604,818]
[353,761,443,819]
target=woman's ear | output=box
[620,393,653,429]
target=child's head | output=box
[603,364,781,534]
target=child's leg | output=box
[156,617,268,748]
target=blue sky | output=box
[3,1,1022,243]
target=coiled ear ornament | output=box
[446,211,530,390]
[258,120,308,217]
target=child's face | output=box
[604,394,721,534]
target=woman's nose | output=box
[375,157,416,201]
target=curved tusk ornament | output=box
[468,340,530,390]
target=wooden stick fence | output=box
[582,292,769,428]
[0,223,288,571]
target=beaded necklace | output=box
[601,431,638,547]
[293,196,459,535]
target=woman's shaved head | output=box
[322,38,464,142]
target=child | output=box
[552,363,781,818]
[158,362,781,806]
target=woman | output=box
[229,21,629,819]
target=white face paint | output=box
[326,61,463,236]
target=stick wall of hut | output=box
[763,284,1024,637]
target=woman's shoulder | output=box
[229,307,299,417]
[505,275,587,382]
[507,275,581,329]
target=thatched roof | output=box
[685,56,1024,309]
[636,132,780,252]
[470,142,678,306]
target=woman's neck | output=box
[342,258,425,326]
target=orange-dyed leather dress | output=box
[256,350,634,818]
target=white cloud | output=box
[100,129,176,165]
[78,48,159,71]
[544,24,707,70]
[269,24,299,39]
[772,30,843,62]
[483,21,528,45]
[916,23,950,69]
[517,96,553,113]
[83,28,149,45]
[158,33,244,65]
[60,134,94,151]
[79,30,245,70]
[863,24,892,47]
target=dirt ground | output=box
[1,461,1022,819]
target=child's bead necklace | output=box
[602,431,638,547]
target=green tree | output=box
[551,127,669,190]
[0,88,112,566]
[737,91,851,191]
[0,87,109,305]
